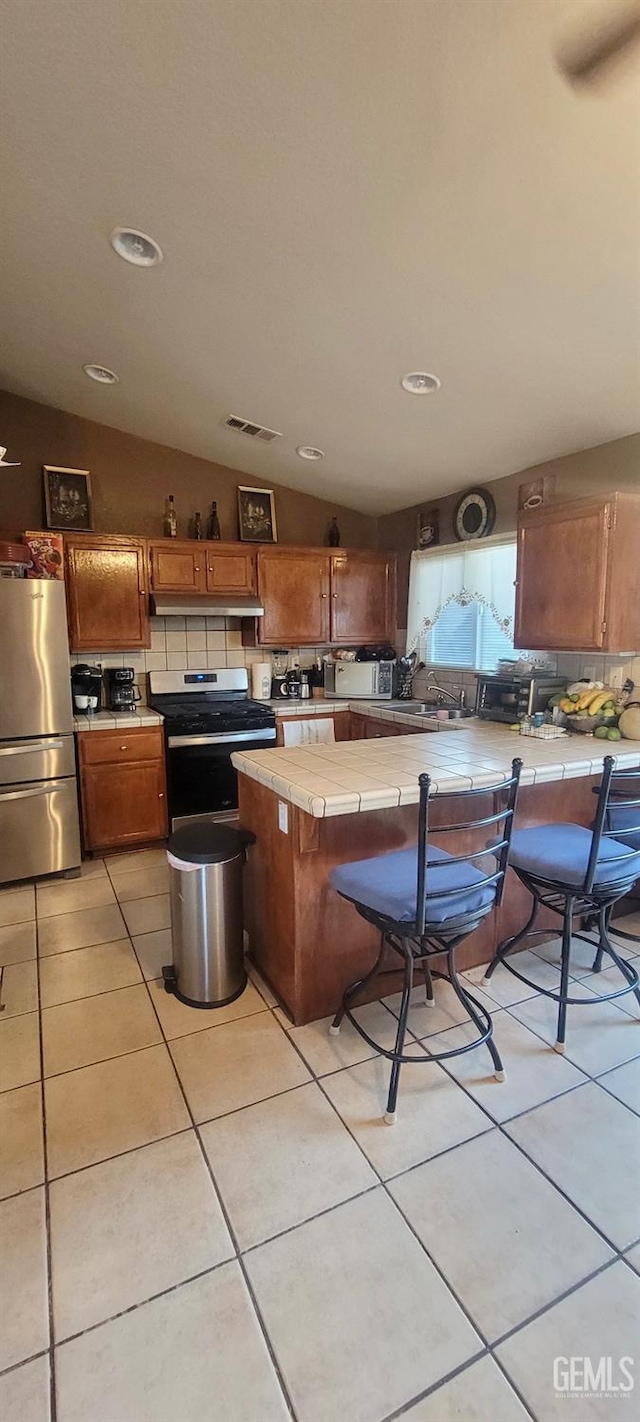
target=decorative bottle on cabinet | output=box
[191,511,203,540]
[207,501,221,540]
[163,495,177,539]
[328,516,341,547]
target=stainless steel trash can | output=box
[162,823,249,1008]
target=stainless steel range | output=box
[147,669,276,828]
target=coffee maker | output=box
[104,667,141,713]
[70,663,103,715]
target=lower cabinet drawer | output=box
[78,727,164,766]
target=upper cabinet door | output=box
[257,550,331,645]
[514,499,610,651]
[206,546,256,595]
[149,541,206,593]
[66,536,150,651]
[330,553,396,643]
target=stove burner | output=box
[148,690,275,739]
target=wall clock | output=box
[453,486,496,541]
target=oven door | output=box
[166,730,275,827]
[475,677,521,722]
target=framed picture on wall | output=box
[518,474,555,512]
[237,486,277,543]
[417,505,439,548]
[43,466,93,531]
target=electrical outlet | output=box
[582,665,597,682]
[609,666,624,690]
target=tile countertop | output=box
[73,707,164,731]
[232,721,640,819]
[266,699,350,716]
[266,699,465,729]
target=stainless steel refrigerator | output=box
[0,579,81,883]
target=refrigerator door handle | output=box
[0,782,62,802]
[0,739,65,756]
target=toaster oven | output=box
[475,673,567,723]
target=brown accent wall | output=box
[379,434,640,625]
[0,390,377,548]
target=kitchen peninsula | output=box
[234,718,640,1024]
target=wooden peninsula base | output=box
[238,773,601,1026]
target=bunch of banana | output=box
[575,687,614,714]
[557,686,621,719]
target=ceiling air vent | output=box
[223,415,282,443]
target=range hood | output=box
[151,594,264,618]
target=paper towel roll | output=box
[252,662,272,700]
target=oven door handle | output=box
[167,729,276,748]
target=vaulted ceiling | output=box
[1,0,639,513]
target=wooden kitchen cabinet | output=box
[149,540,256,596]
[77,727,168,851]
[350,712,400,739]
[251,547,397,647]
[206,545,256,594]
[149,540,206,593]
[330,552,396,644]
[256,548,331,645]
[515,491,640,652]
[65,535,150,651]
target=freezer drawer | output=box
[0,776,81,883]
[0,735,77,788]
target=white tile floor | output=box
[0,857,639,1421]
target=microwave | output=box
[324,660,395,699]
[475,672,567,723]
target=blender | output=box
[271,649,289,699]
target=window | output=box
[407,538,517,672]
[428,599,515,670]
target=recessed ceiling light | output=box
[83,364,119,385]
[401,371,441,395]
[296,446,325,460]
[110,227,163,267]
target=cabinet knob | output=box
[139,589,145,597]
[195,566,201,572]
[119,744,127,751]
[321,593,327,599]
[332,593,337,598]
[158,792,164,798]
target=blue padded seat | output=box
[329,844,497,925]
[508,823,640,888]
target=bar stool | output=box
[328,759,522,1124]
[594,772,640,952]
[483,757,640,1051]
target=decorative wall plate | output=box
[453,486,496,541]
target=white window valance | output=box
[407,537,517,652]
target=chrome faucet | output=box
[424,670,466,709]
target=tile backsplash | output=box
[69,617,333,698]
[412,653,640,710]
[70,618,640,707]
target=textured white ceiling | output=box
[1,0,639,513]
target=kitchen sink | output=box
[385,701,474,719]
